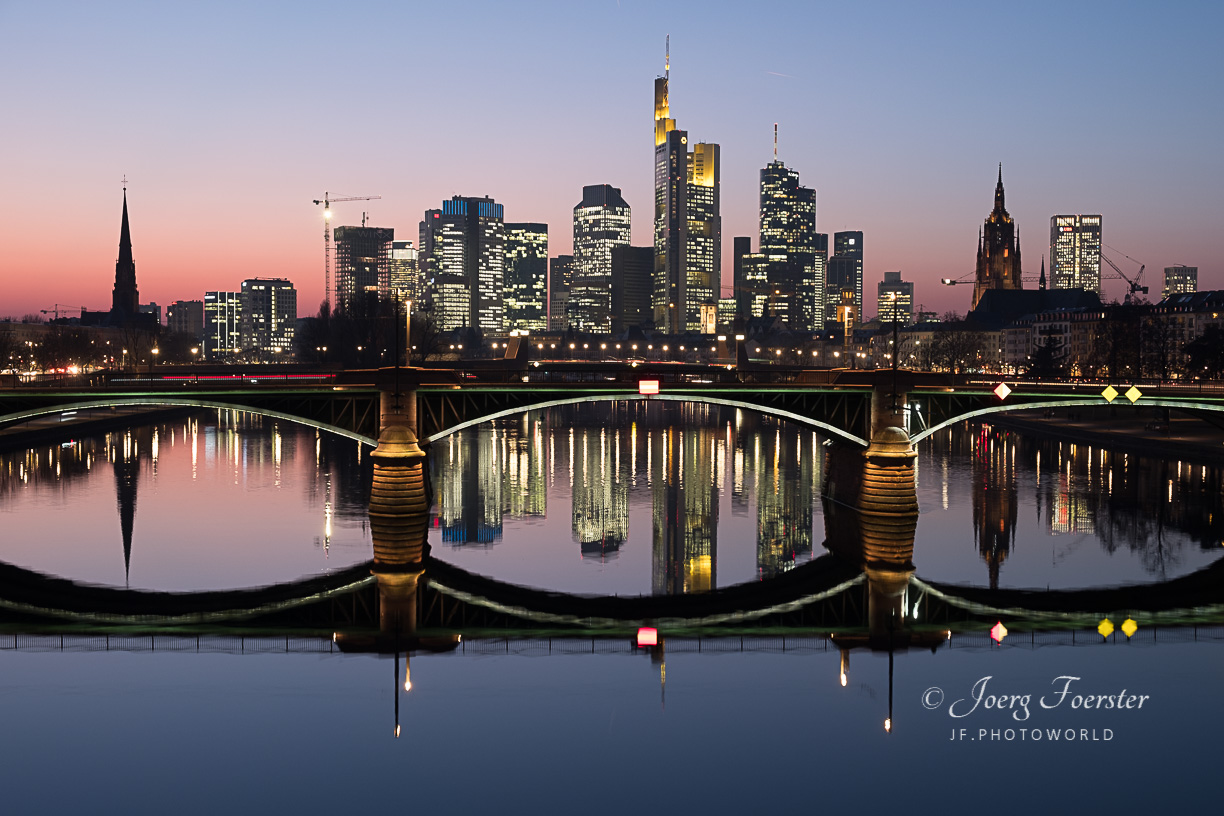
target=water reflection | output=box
[920,423,1224,588]
[430,402,825,593]
[0,409,372,589]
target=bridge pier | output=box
[370,389,430,637]
[824,383,917,515]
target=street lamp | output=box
[405,299,413,366]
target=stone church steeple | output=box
[972,164,1023,309]
[111,187,140,321]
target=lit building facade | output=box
[381,240,420,303]
[651,43,720,333]
[419,196,505,332]
[572,186,631,333]
[759,153,821,329]
[1050,214,1102,293]
[333,226,393,316]
[504,223,549,331]
[827,231,863,323]
[549,255,573,331]
[876,271,913,323]
[1163,265,1198,299]
[203,291,241,360]
[972,165,1023,310]
[686,143,720,331]
[239,278,296,356]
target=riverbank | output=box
[0,406,195,452]
[983,406,1224,464]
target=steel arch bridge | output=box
[3,376,1224,448]
[3,551,1223,636]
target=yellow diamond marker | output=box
[1125,386,1142,403]
[993,383,1012,400]
[990,621,1008,642]
[1121,618,1138,638]
[1098,618,1115,638]
[1101,385,1118,403]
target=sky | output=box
[2,0,1222,321]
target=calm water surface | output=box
[1,403,1221,813]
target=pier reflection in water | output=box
[429,404,1223,595]
[2,405,1224,813]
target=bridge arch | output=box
[909,398,1224,444]
[0,398,378,447]
[423,392,870,447]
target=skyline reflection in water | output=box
[429,401,822,595]
[429,403,1224,595]
[0,409,372,590]
[1,404,1221,597]
[2,404,1222,814]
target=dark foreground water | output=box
[1,404,1221,813]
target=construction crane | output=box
[311,192,381,312]
[1100,248,1148,300]
[40,304,86,320]
[940,273,1042,286]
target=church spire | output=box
[1039,255,1046,290]
[111,186,139,319]
[118,190,132,267]
[994,163,1005,213]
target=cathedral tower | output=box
[971,165,1023,309]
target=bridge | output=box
[5,368,1224,448]
[7,367,1223,525]
[3,500,1221,646]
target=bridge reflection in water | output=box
[5,410,1224,737]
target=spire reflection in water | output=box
[0,409,374,590]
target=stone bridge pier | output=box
[823,380,918,517]
[368,387,430,638]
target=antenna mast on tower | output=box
[666,34,669,78]
[774,123,778,160]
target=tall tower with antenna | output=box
[651,37,721,334]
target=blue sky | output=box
[2,0,1221,317]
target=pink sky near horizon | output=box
[3,1,1221,322]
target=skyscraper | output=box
[381,240,420,303]
[239,278,296,355]
[504,223,549,331]
[333,226,393,316]
[972,165,1023,310]
[877,271,913,323]
[611,245,653,333]
[419,196,505,332]
[827,231,863,324]
[652,40,720,333]
[1050,215,1102,293]
[1163,265,1198,298]
[758,137,821,329]
[572,185,631,333]
[548,255,573,331]
[686,142,721,331]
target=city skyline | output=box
[3,1,1221,320]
